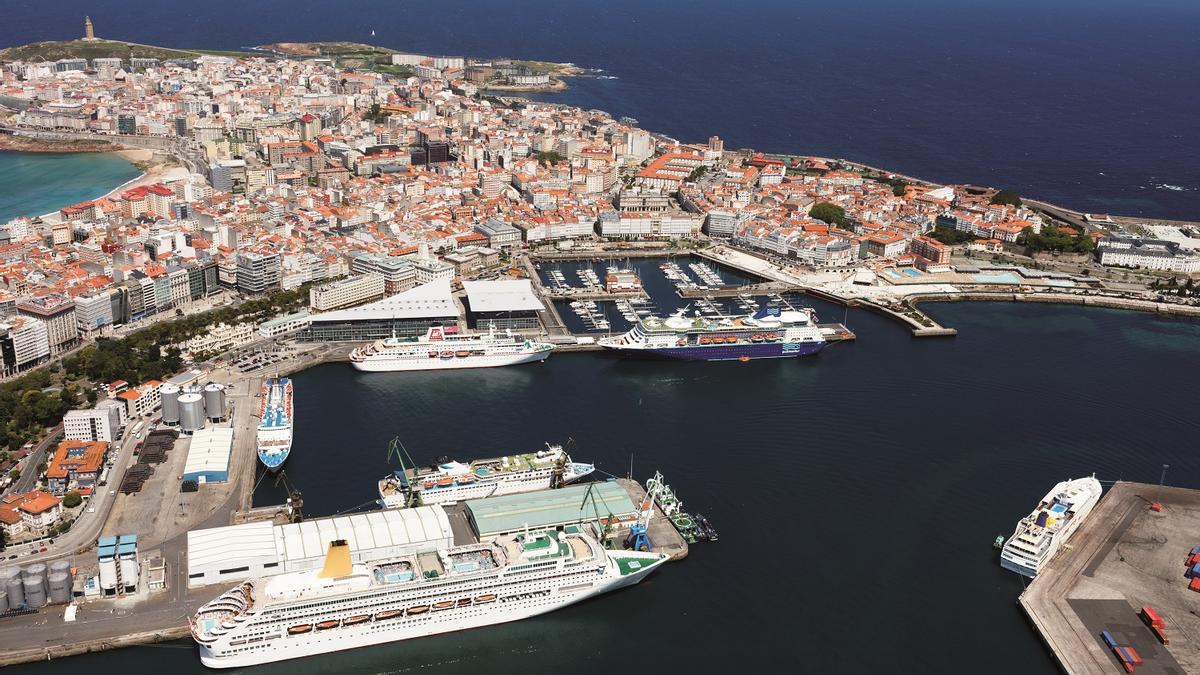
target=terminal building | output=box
[182,426,234,484]
[299,280,459,341]
[464,481,638,538]
[185,506,454,588]
[461,279,545,331]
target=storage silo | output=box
[98,553,118,595]
[119,554,139,593]
[47,572,71,604]
[24,562,47,590]
[0,584,8,612]
[203,383,226,421]
[23,575,46,608]
[179,392,205,433]
[161,383,182,425]
[6,574,24,608]
[49,559,72,579]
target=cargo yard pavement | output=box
[1020,481,1200,674]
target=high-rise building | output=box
[309,274,386,312]
[17,295,79,355]
[0,318,50,376]
[64,401,126,443]
[236,251,282,294]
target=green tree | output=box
[929,227,978,245]
[62,491,82,508]
[535,151,564,166]
[809,202,849,228]
[990,190,1022,207]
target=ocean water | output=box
[1,0,1197,218]
[0,151,140,222]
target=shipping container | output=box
[1189,562,1200,578]
[1115,646,1134,664]
[1120,661,1134,674]
[1126,647,1143,665]
[1189,577,1200,592]
[1152,625,1170,645]
[1101,630,1118,649]
[1191,545,1200,556]
[1188,554,1200,567]
[1140,606,1165,629]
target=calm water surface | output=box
[0,151,140,222]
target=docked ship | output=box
[190,530,667,668]
[378,442,595,509]
[256,377,293,472]
[349,325,554,372]
[999,475,1102,578]
[598,306,825,361]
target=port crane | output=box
[626,478,662,552]
[385,437,422,508]
[579,482,617,547]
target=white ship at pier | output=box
[999,475,1102,578]
[349,325,554,372]
[191,529,666,668]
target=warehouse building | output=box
[185,506,453,587]
[182,426,234,483]
[299,279,459,341]
[464,480,638,538]
[461,279,545,330]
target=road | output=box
[11,423,63,494]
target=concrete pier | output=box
[1020,482,1200,674]
[613,478,689,561]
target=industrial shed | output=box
[182,426,234,483]
[465,480,638,538]
[186,506,453,588]
[461,279,545,330]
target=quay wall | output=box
[0,625,190,667]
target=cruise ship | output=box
[598,306,825,361]
[999,476,1102,578]
[190,529,667,668]
[378,443,595,509]
[349,325,554,372]
[256,377,293,472]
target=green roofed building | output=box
[465,481,638,538]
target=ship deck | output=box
[1020,481,1200,674]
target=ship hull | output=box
[257,446,290,473]
[351,348,551,372]
[381,471,554,509]
[604,340,824,362]
[197,555,663,669]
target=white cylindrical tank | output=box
[119,556,139,592]
[49,559,72,578]
[203,383,226,421]
[23,576,46,608]
[99,556,118,593]
[178,393,205,433]
[0,584,7,612]
[48,572,71,604]
[161,383,182,425]
[5,575,24,607]
[24,562,47,589]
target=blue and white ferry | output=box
[257,377,293,472]
[598,306,825,361]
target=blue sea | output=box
[0,151,139,222]
[1,0,1197,219]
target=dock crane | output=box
[579,482,616,547]
[625,479,662,552]
[385,437,422,508]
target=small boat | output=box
[475,594,497,603]
[436,477,453,487]
[343,614,371,625]
[428,351,439,358]
[455,350,470,358]
[439,352,454,359]
[288,624,312,635]
[432,601,454,611]
[375,609,403,620]
[407,605,430,615]
[457,598,473,607]
[316,620,340,630]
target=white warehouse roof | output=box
[462,279,545,313]
[182,426,234,483]
[186,506,454,587]
[308,280,456,323]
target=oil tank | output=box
[23,575,46,608]
[98,555,118,593]
[24,562,47,590]
[5,574,24,608]
[178,392,205,433]
[47,572,71,604]
[161,383,182,425]
[203,383,226,421]
[49,559,72,579]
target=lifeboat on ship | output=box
[432,601,455,611]
[455,350,471,358]
[475,594,497,603]
[288,624,312,635]
[436,477,454,487]
[439,351,454,359]
[751,334,764,343]
[407,605,430,615]
[343,614,371,626]
[428,351,439,358]
[316,620,340,630]
[374,609,403,620]
[676,338,687,346]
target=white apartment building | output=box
[180,322,254,358]
[64,400,126,442]
[309,273,385,312]
[0,317,51,376]
[1097,237,1200,273]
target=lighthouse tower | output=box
[83,16,96,41]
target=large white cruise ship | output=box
[256,377,293,472]
[349,325,554,372]
[190,529,667,668]
[377,443,595,509]
[999,475,1102,578]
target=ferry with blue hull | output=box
[257,377,293,472]
[598,306,825,361]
